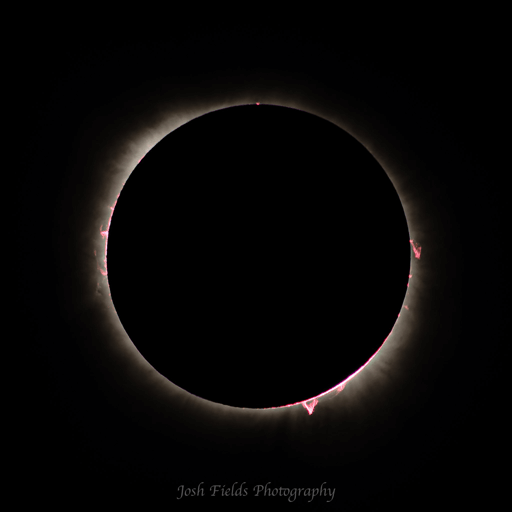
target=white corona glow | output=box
[91,100,421,415]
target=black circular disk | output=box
[107,104,410,408]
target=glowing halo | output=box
[102,102,412,412]
[56,78,431,443]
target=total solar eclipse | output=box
[105,104,411,409]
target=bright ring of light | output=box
[60,80,429,433]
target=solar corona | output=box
[87,98,422,414]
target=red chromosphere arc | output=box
[100,194,420,414]
[291,240,420,413]
[101,182,419,415]
[290,239,420,414]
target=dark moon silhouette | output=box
[107,104,410,408]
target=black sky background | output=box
[11,19,507,509]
